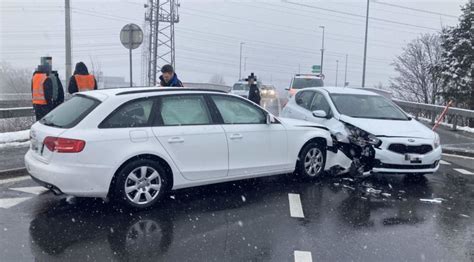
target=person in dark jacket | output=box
[247,73,261,105]
[31,57,64,120]
[159,64,183,87]
[68,62,97,94]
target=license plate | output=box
[405,154,422,163]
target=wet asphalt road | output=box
[0,156,473,261]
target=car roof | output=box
[79,86,227,101]
[306,86,380,96]
[293,74,322,79]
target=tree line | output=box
[390,2,473,115]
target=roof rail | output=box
[116,88,228,96]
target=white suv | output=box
[25,87,347,209]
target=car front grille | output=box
[388,143,433,154]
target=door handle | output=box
[168,137,184,143]
[229,133,243,140]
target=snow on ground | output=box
[0,130,30,144]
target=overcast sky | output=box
[0,0,466,90]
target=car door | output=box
[288,90,315,120]
[151,94,228,181]
[210,95,288,176]
[308,92,340,130]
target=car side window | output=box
[211,95,266,124]
[310,93,331,114]
[158,95,212,126]
[295,91,315,110]
[100,98,155,128]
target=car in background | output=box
[286,74,324,98]
[25,87,349,209]
[281,87,442,176]
[230,81,250,98]
[260,84,277,98]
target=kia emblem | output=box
[408,138,415,142]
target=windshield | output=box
[330,94,409,120]
[40,95,101,128]
[291,78,324,89]
[232,83,249,91]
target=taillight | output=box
[43,137,86,153]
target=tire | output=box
[113,159,170,209]
[296,142,326,180]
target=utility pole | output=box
[344,54,348,86]
[319,25,325,75]
[239,42,245,80]
[335,60,339,86]
[145,0,180,86]
[65,0,72,85]
[362,0,370,87]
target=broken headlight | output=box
[344,123,381,147]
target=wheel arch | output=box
[107,153,174,198]
[295,137,328,169]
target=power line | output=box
[373,1,458,18]
[283,1,440,31]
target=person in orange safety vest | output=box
[68,62,97,94]
[31,57,64,120]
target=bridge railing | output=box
[393,99,474,131]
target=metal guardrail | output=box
[0,107,34,119]
[393,99,474,130]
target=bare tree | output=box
[89,56,103,88]
[390,33,442,104]
[209,74,226,86]
[0,62,32,94]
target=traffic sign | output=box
[120,23,143,87]
[311,65,321,73]
[120,23,143,50]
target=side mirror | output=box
[312,110,328,118]
[285,87,290,91]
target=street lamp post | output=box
[362,0,370,87]
[319,25,325,75]
[239,42,245,80]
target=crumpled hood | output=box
[278,117,329,130]
[339,115,435,139]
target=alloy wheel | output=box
[304,148,323,176]
[124,166,162,205]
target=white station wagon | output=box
[25,88,348,209]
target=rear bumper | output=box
[24,150,113,198]
[371,146,442,174]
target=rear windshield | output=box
[292,78,324,89]
[40,95,100,128]
[233,83,249,91]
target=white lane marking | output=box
[288,193,304,218]
[439,160,451,165]
[10,186,47,195]
[294,250,312,262]
[442,153,474,160]
[454,168,474,175]
[0,197,32,209]
[0,176,30,186]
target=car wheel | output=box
[297,142,326,179]
[114,159,169,209]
